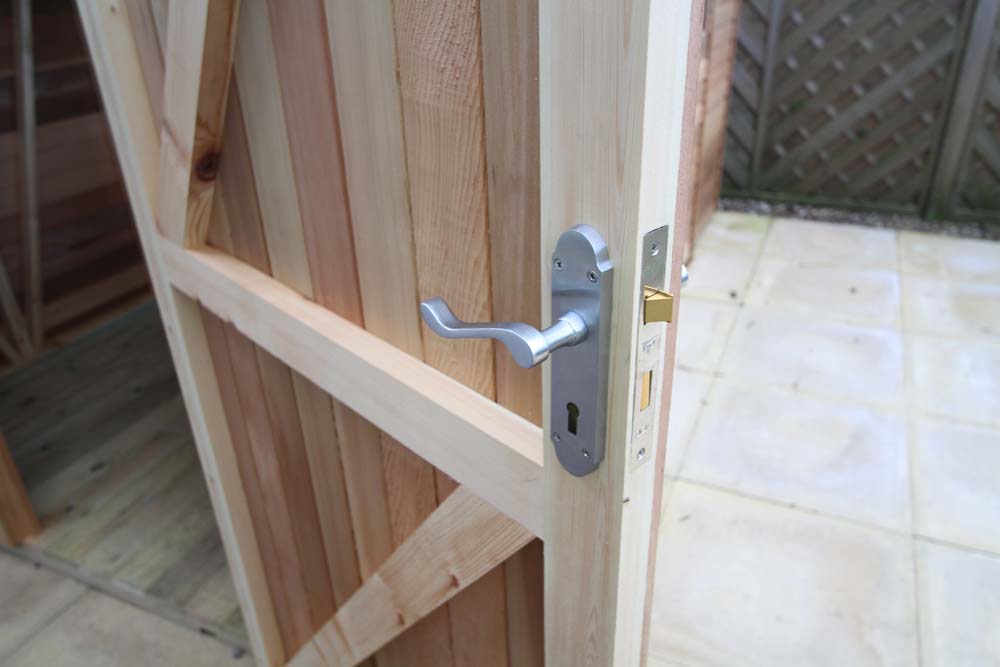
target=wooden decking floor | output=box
[0,302,247,649]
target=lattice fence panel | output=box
[770,0,964,209]
[722,0,766,189]
[954,25,1000,216]
[722,0,983,216]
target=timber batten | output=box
[79,0,700,663]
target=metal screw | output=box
[551,432,561,442]
[554,258,564,270]
[636,447,646,461]
[587,270,598,283]
[581,449,591,459]
[650,242,660,256]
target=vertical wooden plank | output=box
[200,310,300,655]
[123,0,165,128]
[253,348,336,630]
[480,0,542,426]
[223,328,323,649]
[0,429,41,546]
[643,1,707,661]
[395,0,496,390]
[322,0,423,356]
[230,0,311,295]
[480,2,544,665]
[76,3,285,661]
[262,0,399,626]
[230,6,389,666]
[266,0,363,321]
[213,92,272,273]
[540,0,699,664]
[132,1,323,657]
[321,2,459,663]
[157,0,240,247]
[14,0,42,349]
[393,1,510,665]
[291,374,363,606]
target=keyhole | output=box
[567,402,580,436]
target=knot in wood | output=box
[195,151,220,181]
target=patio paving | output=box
[650,212,1000,666]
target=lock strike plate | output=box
[549,225,613,477]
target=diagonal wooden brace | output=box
[290,485,533,666]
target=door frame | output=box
[76,1,704,664]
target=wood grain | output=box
[164,243,544,539]
[322,1,460,663]
[266,0,362,321]
[480,1,545,663]
[291,485,534,667]
[200,313,307,654]
[540,0,696,663]
[122,0,164,127]
[291,374,363,606]
[157,0,239,247]
[643,1,707,659]
[393,2,511,662]
[230,0,311,295]
[75,3,284,661]
[225,5,363,660]
[213,91,271,273]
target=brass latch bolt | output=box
[642,286,674,324]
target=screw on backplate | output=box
[650,242,660,256]
[587,270,598,283]
[551,432,561,442]
[554,258,564,270]
[581,449,591,458]
[636,447,646,461]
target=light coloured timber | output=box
[322,4,456,661]
[322,0,422,356]
[643,0,705,657]
[157,0,240,247]
[123,0,165,129]
[76,1,285,662]
[291,373,363,607]
[480,1,545,663]
[161,243,544,539]
[266,0,361,320]
[230,0,311,295]
[392,0,508,661]
[290,485,533,667]
[540,0,697,664]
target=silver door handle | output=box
[419,298,587,368]
[420,224,612,477]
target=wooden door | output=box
[75,1,703,665]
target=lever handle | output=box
[419,297,587,368]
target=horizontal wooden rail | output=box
[162,242,545,538]
[290,485,533,667]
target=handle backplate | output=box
[549,225,613,477]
